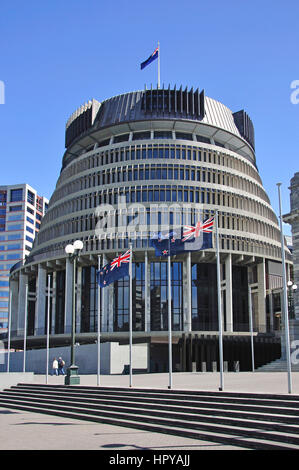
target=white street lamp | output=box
[64,240,83,385]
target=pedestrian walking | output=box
[52,358,58,376]
[58,356,65,375]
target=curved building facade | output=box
[7,86,291,369]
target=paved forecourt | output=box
[1,371,299,451]
[33,370,299,394]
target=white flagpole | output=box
[168,239,172,389]
[277,183,292,394]
[129,244,133,387]
[23,282,28,373]
[158,41,160,89]
[97,255,101,386]
[248,285,255,372]
[46,274,51,384]
[7,288,12,373]
[215,210,224,391]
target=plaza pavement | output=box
[1,371,299,451]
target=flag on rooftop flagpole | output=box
[96,249,131,287]
[150,217,215,257]
[140,46,159,70]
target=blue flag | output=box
[140,46,159,70]
[150,217,215,257]
[97,250,131,287]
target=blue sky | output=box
[0,0,298,235]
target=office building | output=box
[0,184,48,335]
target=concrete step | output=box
[257,360,299,372]
[16,382,299,400]
[12,382,299,405]
[4,388,299,427]
[1,383,299,450]
[1,390,299,437]
[7,385,299,416]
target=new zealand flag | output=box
[140,46,159,70]
[97,250,131,287]
[150,217,214,257]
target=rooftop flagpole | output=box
[158,41,160,89]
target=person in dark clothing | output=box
[58,356,65,375]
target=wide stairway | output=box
[257,359,299,372]
[1,383,299,450]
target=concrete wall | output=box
[0,372,34,391]
[0,342,148,375]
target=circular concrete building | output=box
[7,86,291,372]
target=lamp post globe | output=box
[73,240,84,251]
[65,244,75,255]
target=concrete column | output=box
[17,273,28,335]
[225,254,233,332]
[102,255,108,332]
[10,279,19,336]
[108,283,114,332]
[185,252,192,332]
[144,251,150,332]
[257,259,267,332]
[51,271,57,334]
[64,258,73,334]
[76,266,82,333]
[268,292,274,332]
[35,264,47,336]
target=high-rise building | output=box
[284,173,299,318]
[0,184,48,334]
[6,87,292,371]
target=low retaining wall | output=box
[0,372,34,390]
[0,342,148,375]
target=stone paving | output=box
[1,371,299,451]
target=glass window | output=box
[9,205,22,212]
[176,132,193,141]
[10,189,23,202]
[114,134,129,143]
[8,244,21,250]
[196,135,210,144]
[8,234,21,240]
[27,190,35,206]
[8,224,22,230]
[132,131,150,141]
[150,262,183,331]
[7,254,20,260]
[154,131,172,139]
[26,226,34,234]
